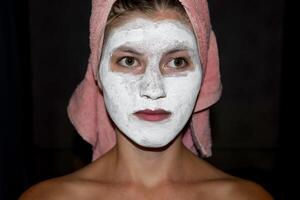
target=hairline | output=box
[104,9,192,44]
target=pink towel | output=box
[67,0,222,161]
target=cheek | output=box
[102,73,140,109]
[165,71,201,110]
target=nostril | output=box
[140,89,166,100]
[140,81,166,100]
[139,67,166,100]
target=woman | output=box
[20,0,273,199]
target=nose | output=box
[139,68,166,100]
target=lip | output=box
[134,109,171,122]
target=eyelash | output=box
[117,56,139,68]
[166,57,189,69]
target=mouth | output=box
[133,109,171,122]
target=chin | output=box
[133,136,176,149]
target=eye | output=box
[118,56,139,68]
[167,57,188,69]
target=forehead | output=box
[105,9,193,38]
[104,10,198,52]
[104,18,197,55]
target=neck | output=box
[111,129,186,188]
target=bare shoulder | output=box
[18,170,105,200]
[199,177,274,200]
[225,178,273,200]
[18,156,114,200]
[188,157,273,199]
[18,176,80,200]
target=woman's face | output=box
[99,11,202,148]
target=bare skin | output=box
[19,9,273,200]
[19,130,273,200]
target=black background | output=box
[1,0,293,199]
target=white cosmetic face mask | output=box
[99,18,202,148]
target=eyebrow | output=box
[162,45,194,58]
[163,43,194,54]
[113,45,144,56]
[166,48,191,54]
